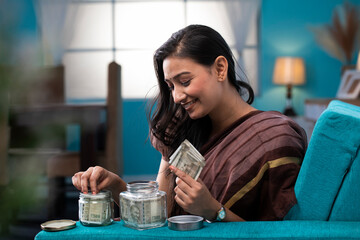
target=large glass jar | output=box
[79,190,113,226]
[119,181,167,230]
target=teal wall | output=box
[0,0,39,65]
[253,0,360,115]
[122,99,161,176]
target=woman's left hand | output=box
[169,165,221,220]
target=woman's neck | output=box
[209,90,256,138]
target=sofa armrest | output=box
[35,220,360,240]
[286,100,360,221]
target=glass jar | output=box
[119,181,167,230]
[79,190,113,226]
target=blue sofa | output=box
[35,100,360,240]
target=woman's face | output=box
[163,56,223,119]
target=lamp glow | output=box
[273,57,305,116]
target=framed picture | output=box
[336,70,360,99]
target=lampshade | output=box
[273,57,305,85]
[357,51,360,71]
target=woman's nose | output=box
[173,86,186,104]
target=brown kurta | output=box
[199,110,307,220]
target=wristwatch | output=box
[216,205,226,221]
[206,205,226,223]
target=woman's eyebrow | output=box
[165,71,191,82]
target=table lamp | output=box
[273,57,305,116]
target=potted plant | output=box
[309,1,360,73]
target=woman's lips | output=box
[183,99,197,110]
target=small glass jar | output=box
[79,190,114,226]
[119,181,167,230]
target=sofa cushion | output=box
[327,101,360,221]
[285,100,360,220]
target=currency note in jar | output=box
[119,181,167,230]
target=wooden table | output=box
[9,103,106,170]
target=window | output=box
[61,0,259,100]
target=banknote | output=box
[80,199,109,224]
[169,139,205,180]
[89,201,108,223]
[120,196,166,228]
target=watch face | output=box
[217,207,226,221]
[219,210,225,219]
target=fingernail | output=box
[169,165,174,171]
[92,191,96,195]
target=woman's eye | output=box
[181,79,191,86]
[167,85,174,91]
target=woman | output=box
[72,24,307,222]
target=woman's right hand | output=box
[72,166,124,196]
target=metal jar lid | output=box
[168,215,203,231]
[41,219,76,232]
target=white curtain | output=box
[224,0,260,92]
[35,0,79,65]
[225,0,260,62]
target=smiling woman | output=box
[148,24,307,222]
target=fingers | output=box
[169,165,196,186]
[89,166,105,194]
[175,176,192,198]
[170,166,203,212]
[174,189,186,208]
[174,183,190,203]
[173,175,214,216]
[170,166,199,197]
[72,171,84,191]
[79,167,94,193]
[72,166,107,194]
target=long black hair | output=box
[148,24,254,158]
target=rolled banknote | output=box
[169,139,205,180]
[120,196,166,229]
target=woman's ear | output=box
[214,56,228,82]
